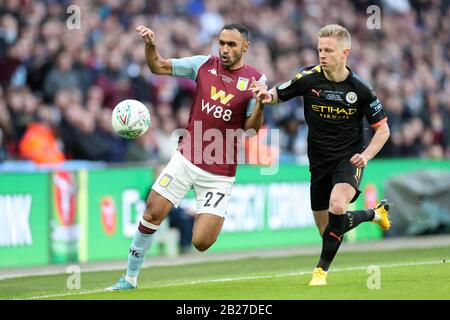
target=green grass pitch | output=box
[1,247,449,300]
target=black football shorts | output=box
[309,158,364,211]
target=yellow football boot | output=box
[308,267,328,286]
[371,199,392,231]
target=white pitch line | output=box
[20,259,448,300]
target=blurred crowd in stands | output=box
[1,0,450,165]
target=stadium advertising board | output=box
[78,167,154,262]
[2,159,448,267]
[0,173,50,268]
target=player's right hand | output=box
[136,25,155,46]
[350,153,368,168]
[249,79,272,104]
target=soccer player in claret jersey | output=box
[251,24,392,286]
[106,24,267,290]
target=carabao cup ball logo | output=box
[112,99,151,139]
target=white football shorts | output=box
[151,151,235,218]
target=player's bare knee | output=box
[193,242,210,252]
[192,239,210,252]
[329,199,347,214]
[143,203,163,225]
[192,236,216,252]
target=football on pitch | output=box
[111,99,151,139]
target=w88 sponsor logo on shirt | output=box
[201,101,233,121]
[201,86,234,121]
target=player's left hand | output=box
[350,153,368,168]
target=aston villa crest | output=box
[236,77,249,91]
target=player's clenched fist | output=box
[350,153,368,168]
[136,25,155,46]
[249,78,271,103]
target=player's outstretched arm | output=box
[136,25,172,75]
[350,122,390,168]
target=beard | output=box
[220,51,242,69]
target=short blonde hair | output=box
[317,24,351,48]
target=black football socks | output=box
[317,212,346,271]
[344,209,375,233]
